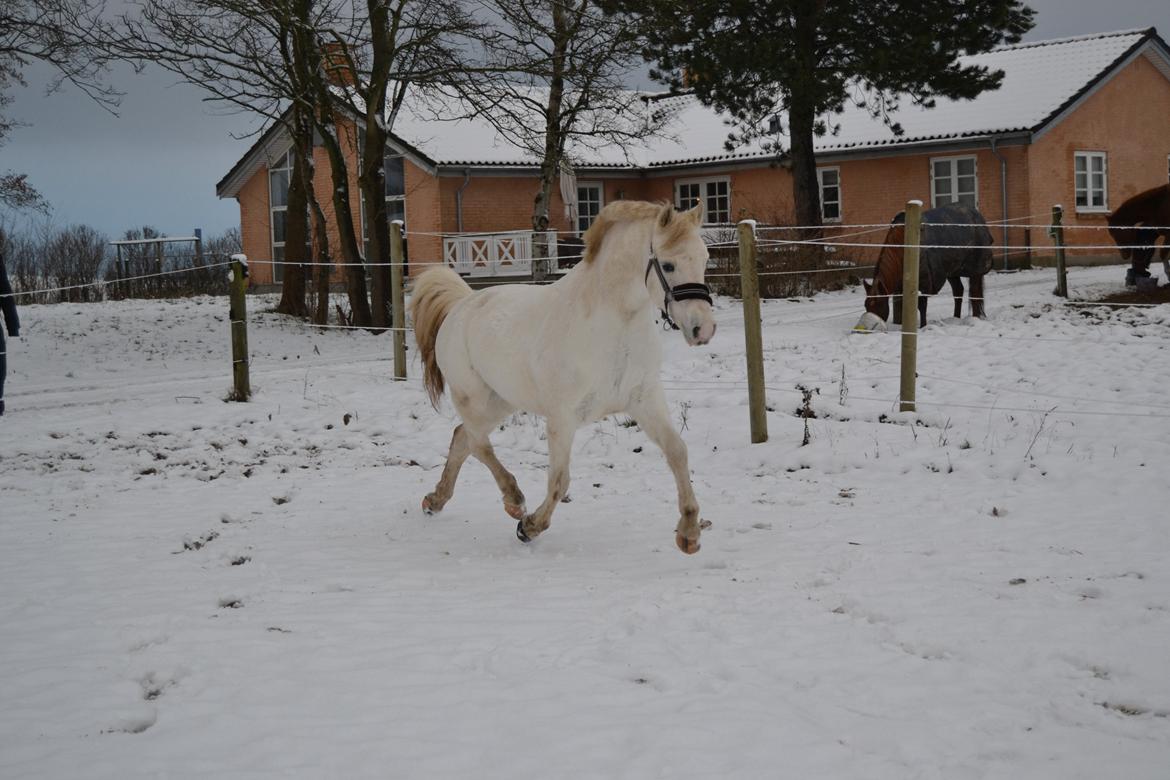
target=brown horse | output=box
[862,204,994,327]
[1107,184,1170,284]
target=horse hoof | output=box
[504,502,526,520]
[675,534,701,555]
[516,520,532,543]
[422,496,440,516]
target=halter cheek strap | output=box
[645,255,713,331]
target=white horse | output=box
[410,201,717,553]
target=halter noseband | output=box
[645,254,713,331]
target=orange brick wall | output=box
[237,164,271,282]
[1027,53,1170,258]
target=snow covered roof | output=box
[646,27,1168,166]
[218,28,1170,196]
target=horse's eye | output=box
[662,262,675,273]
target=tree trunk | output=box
[789,0,822,232]
[531,0,569,282]
[360,0,394,329]
[276,121,310,318]
[360,137,390,329]
[317,113,372,326]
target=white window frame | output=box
[675,176,731,225]
[576,181,604,235]
[930,155,978,209]
[1074,151,1108,213]
[268,148,294,283]
[817,166,842,223]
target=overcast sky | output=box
[3,0,1169,241]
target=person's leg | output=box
[0,330,7,416]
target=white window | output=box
[577,182,603,234]
[817,167,841,222]
[931,156,977,208]
[1074,152,1108,211]
[675,177,730,224]
[268,148,293,283]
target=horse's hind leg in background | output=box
[970,274,987,318]
[423,392,525,519]
[629,388,703,555]
[516,416,576,543]
[948,276,964,318]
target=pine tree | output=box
[612,0,1034,227]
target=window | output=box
[384,154,406,225]
[268,148,293,283]
[1074,152,1108,211]
[361,153,408,252]
[931,156,977,208]
[675,177,730,224]
[817,167,841,222]
[577,182,603,234]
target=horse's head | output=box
[649,202,716,346]
[862,277,891,322]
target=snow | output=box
[2,266,1169,778]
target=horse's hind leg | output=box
[423,424,472,514]
[516,416,575,543]
[970,275,987,318]
[949,277,964,318]
[423,387,524,518]
[467,428,526,520]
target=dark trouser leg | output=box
[0,331,7,414]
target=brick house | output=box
[216,27,1170,286]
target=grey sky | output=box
[2,0,1168,241]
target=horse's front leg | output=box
[948,277,964,319]
[630,388,702,555]
[970,274,987,318]
[516,417,575,543]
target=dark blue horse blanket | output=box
[892,204,994,295]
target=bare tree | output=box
[118,0,348,321]
[451,0,655,279]
[323,1,480,328]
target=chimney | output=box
[322,41,356,87]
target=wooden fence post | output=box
[229,255,251,401]
[899,200,922,414]
[737,220,768,443]
[1050,205,1067,297]
[390,220,407,380]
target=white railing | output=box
[443,230,560,277]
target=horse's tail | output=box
[410,267,473,408]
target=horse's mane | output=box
[581,201,691,264]
[1109,184,1170,226]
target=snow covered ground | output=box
[2,266,1168,779]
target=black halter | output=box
[644,255,713,331]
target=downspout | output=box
[989,137,1009,270]
[455,169,471,232]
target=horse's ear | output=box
[657,203,674,228]
[685,203,704,226]
[862,280,871,294]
